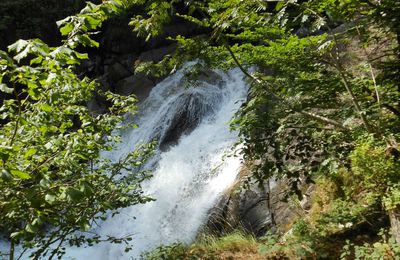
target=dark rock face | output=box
[203,165,311,237]
[206,182,274,236]
[159,92,215,151]
[105,62,132,83]
[204,177,274,236]
[114,73,155,100]
[0,0,91,50]
[138,44,177,63]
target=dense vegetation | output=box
[137,0,400,257]
[0,0,399,259]
[0,2,154,259]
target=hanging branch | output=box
[224,42,349,131]
[289,2,374,133]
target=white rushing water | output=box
[1,64,248,259]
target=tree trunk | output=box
[9,239,14,260]
[389,206,400,244]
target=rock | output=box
[203,167,275,236]
[196,69,223,85]
[137,44,177,63]
[164,22,200,38]
[105,28,142,55]
[114,73,155,101]
[118,53,137,70]
[158,92,213,150]
[106,62,132,82]
[237,186,274,236]
[87,98,107,115]
[203,165,310,237]
[300,185,315,211]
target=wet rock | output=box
[203,165,309,237]
[105,62,132,82]
[204,178,274,236]
[114,73,155,101]
[138,44,177,63]
[159,92,215,151]
[196,69,223,85]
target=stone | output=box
[87,98,107,115]
[105,62,132,83]
[203,165,308,237]
[137,44,177,63]
[158,92,214,151]
[114,73,155,101]
[196,69,223,85]
[203,167,275,236]
[118,53,137,70]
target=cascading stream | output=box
[0,64,248,259]
[65,64,248,259]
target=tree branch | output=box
[9,85,22,146]
[224,43,349,131]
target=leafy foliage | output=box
[1,0,399,258]
[123,0,398,193]
[125,0,399,257]
[0,1,156,259]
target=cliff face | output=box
[203,164,314,238]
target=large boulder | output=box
[203,165,310,237]
[114,73,155,101]
[138,44,177,63]
[105,62,132,83]
[204,168,275,236]
[158,91,215,151]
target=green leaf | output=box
[30,56,43,65]
[1,169,13,181]
[275,2,286,11]
[39,104,52,112]
[10,169,31,179]
[75,52,89,60]
[83,15,102,30]
[80,181,94,195]
[0,83,13,93]
[13,47,30,63]
[258,244,269,255]
[24,148,37,159]
[65,187,84,202]
[25,223,38,233]
[0,145,12,161]
[45,194,56,204]
[39,179,51,188]
[60,23,74,36]
[79,222,91,231]
[8,39,29,53]
[10,231,24,240]
[78,35,99,48]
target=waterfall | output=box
[3,63,248,259]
